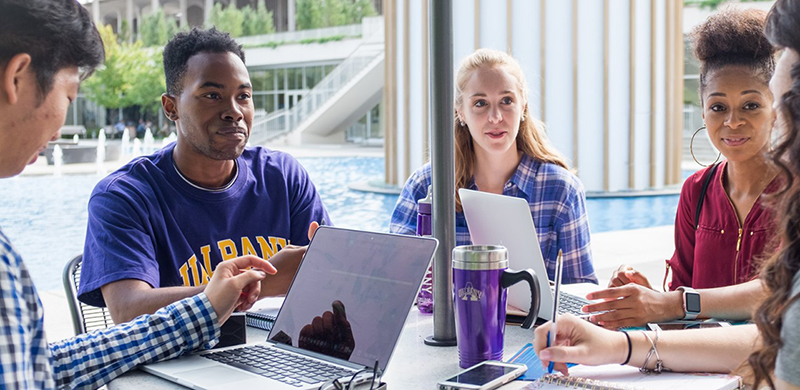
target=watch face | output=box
[685,293,701,313]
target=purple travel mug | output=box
[452,245,540,368]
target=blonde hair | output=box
[454,48,569,212]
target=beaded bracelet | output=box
[620,330,632,365]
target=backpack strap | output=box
[695,162,720,230]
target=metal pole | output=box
[424,0,456,347]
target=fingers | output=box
[586,285,634,301]
[308,221,320,241]
[332,300,347,319]
[225,255,277,275]
[582,297,630,313]
[624,270,653,289]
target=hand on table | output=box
[298,300,355,360]
[608,264,653,289]
[204,255,277,325]
[581,284,683,329]
[533,314,627,375]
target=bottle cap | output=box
[418,185,432,214]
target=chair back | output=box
[62,254,114,335]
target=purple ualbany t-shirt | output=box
[78,143,330,307]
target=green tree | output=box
[324,0,347,26]
[345,0,376,25]
[83,25,127,110]
[208,2,244,37]
[297,0,324,30]
[140,10,179,47]
[119,19,131,43]
[83,25,166,120]
[243,0,276,36]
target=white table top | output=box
[108,308,536,390]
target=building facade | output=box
[384,0,686,193]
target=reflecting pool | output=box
[0,156,680,290]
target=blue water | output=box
[0,156,680,290]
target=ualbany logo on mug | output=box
[458,282,484,301]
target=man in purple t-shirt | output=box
[79,28,330,323]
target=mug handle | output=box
[501,268,541,330]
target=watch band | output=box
[677,286,700,320]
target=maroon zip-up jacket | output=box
[669,160,780,290]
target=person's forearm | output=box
[106,285,205,323]
[625,324,759,373]
[699,279,764,320]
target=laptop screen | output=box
[268,227,437,372]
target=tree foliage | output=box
[208,2,244,37]
[297,0,377,30]
[83,25,165,117]
[242,0,276,37]
[139,9,179,47]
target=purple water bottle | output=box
[452,245,540,368]
[416,185,434,313]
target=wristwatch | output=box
[677,286,701,320]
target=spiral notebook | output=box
[508,343,741,390]
[244,297,283,331]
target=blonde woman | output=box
[390,48,596,284]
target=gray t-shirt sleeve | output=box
[776,271,800,386]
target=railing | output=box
[249,109,288,144]
[236,24,362,47]
[248,17,385,145]
[250,45,383,144]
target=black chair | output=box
[62,254,114,335]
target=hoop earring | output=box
[690,126,721,167]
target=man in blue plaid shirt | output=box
[0,1,283,388]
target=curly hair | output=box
[453,48,568,212]
[690,7,776,98]
[163,27,245,95]
[0,0,104,104]
[748,1,800,389]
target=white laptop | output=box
[142,226,438,390]
[459,189,594,323]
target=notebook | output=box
[508,343,741,390]
[459,189,594,322]
[245,297,283,331]
[142,226,438,390]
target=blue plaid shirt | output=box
[390,154,597,284]
[0,229,220,390]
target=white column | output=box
[205,0,214,26]
[151,0,159,14]
[179,0,187,27]
[92,0,101,24]
[126,0,134,41]
[287,0,296,31]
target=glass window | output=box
[277,69,285,90]
[265,93,276,113]
[264,69,274,92]
[251,70,265,91]
[253,94,265,112]
[324,64,336,77]
[305,66,323,90]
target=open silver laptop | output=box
[459,189,593,322]
[142,226,438,390]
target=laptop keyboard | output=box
[558,292,591,316]
[202,344,357,387]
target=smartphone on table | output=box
[647,321,731,331]
[437,361,527,390]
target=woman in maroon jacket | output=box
[583,8,779,329]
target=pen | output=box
[547,249,563,374]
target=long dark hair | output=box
[749,0,800,388]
